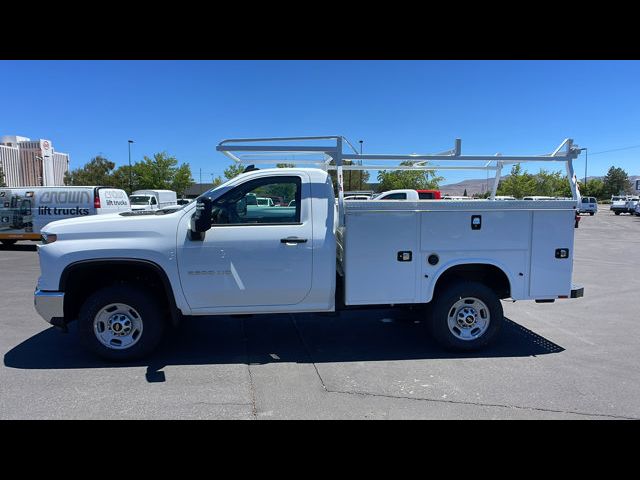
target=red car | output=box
[416,189,442,199]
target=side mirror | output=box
[190,197,213,240]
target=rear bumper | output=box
[34,289,64,324]
[570,284,584,299]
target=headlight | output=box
[41,232,57,244]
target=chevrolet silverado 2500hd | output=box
[34,136,584,360]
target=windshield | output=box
[130,195,151,205]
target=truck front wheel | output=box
[429,281,503,351]
[77,284,166,361]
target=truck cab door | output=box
[177,173,313,311]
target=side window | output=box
[151,197,157,205]
[582,198,588,203]
[418,192,434,199]
[209,176,301,225]
[382,193,407,200]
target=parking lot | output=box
[1,210,639,419]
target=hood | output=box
[40,208,191,239]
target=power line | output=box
[588,144,640,156]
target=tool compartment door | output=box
[529,209,575,298]
[343,211,418,305]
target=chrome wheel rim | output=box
[447,297,490,341]
[93,303,143,350]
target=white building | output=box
[0,135,70,187]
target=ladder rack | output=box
[216,136,583,223]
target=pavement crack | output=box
[240,318,258,419]
[290,315,327,392]
[323,388,639,420]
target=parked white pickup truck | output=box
[34,136,584,360]
[610,195,630,215]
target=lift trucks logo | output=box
[38,190,91,216]
[103,190,129,207]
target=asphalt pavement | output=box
[1,210,639,419]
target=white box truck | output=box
[34,136,584,361]
[0,186,130,246]
[129,190,177,211]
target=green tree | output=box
[0,164,5,187]
[326,160,371,192]
[473,191,491,199]
[110,165,140,193]
[376,161,443,192]
[496,164,537,198]
[535,169,567,197]
[171,163,194,196]
[224,163,246,180]
[64,155,116,187]
[603,166,632,196]
[582,178,605,199]
[132,152,193,196]
[211,176,224,188]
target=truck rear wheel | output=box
[77,284,166,361]
[429,281,503,351]
[1,240,17,246]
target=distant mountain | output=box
[439,175,640,196]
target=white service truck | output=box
[610,195,630,215]
[34,136,584,361]
[129,190,178,211]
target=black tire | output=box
[615,212,620,215]
[77,284,166,361]
[429,280,503,351]
[589,212,594,216]
[1,240,17,246]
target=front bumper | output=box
[34,289,64,324]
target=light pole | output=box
[358,140,363,190]
[128,140,134,194]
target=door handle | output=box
[280,237,308,244]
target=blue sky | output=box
[1,60,639,185]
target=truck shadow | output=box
[4,309,564,376]
[0,244,37,252]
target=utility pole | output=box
[584,148,588,188]
[128,140,134,194]
[359,140,363,190]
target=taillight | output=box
[94,194,101,209]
